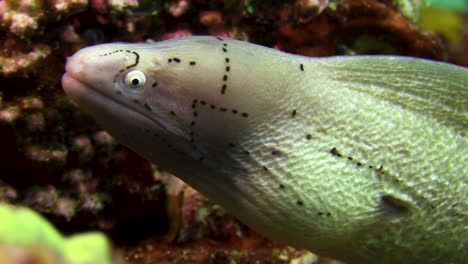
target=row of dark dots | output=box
[192,99,249,118]
[222,43,230,94]
[104,49,140,82]
[168,57,197,66]
[189,98,248,147]
[100,49,140,69]
[328,146,428,211]
[188,98,250,160]
[328,145,424,213]
[189,100,198,149]
[215,36,230,94]
[101,49,140,69]
[100,49,127,56]
[329,146,386,174]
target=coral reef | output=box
[0,0,465,263]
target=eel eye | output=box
[124,70,147,89]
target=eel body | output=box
[62,36,467,264]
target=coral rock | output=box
[199,11,223,27]
[168,0,190,17]
[9,13,38,37]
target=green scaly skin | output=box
[62,36,467,264]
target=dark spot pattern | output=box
[317,212,332,216]
[100,49,124,56]
[126,52,140,68]
[291,110,297,117]
[190,61,196,65]
[326,146,431,210]
[102,50,140,81]
[190,99,249,120]
[100,50,140,69]
[328,147,391,177]
[216,38,231,95]
[300,63,304,71]
[189,97,249,160]
[330,147,342,157]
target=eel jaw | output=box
[62,72,89,104]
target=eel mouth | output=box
[61,72,88,101]
[62,71,171,137]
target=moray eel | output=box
[62,36,467,264]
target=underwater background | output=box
[0,0,467,263]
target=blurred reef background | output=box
[0,0,467,263]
